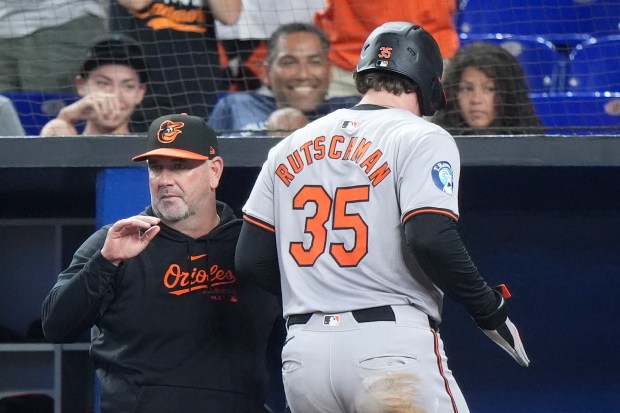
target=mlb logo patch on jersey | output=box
[431,161,453,195]
[341,120,358,133]
[323,315,341,326]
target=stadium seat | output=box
[459,33,565,93]
[457,0,620,48]
[530,92,620,135]
[0,91,79,136]
[566,35,620,93]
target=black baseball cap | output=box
[80,33,149,83]
[132,114,219,161]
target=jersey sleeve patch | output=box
[243,214,276,233]
[402,207,459,223]
[431,161,454,195]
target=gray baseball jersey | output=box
[243,106,460,321]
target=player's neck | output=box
[359,89,421,116]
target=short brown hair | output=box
[353,71,419,96]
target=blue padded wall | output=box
[96,167,150,229]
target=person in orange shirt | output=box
[108,0,242,132]
[314,0,459,97]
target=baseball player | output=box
[236,22,530,413]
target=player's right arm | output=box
[235,219,281,297]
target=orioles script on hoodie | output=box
[163,252,237,298]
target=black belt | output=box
[287,305,437,330]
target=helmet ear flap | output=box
[425,77,446,116]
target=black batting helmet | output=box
[356,21,446,116]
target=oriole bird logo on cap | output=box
[157,120,184,143]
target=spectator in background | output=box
[109,0,241,132]
[217,0,326,91]
[0,95,25,136]
[40,34,148,137]
[314,0,459,97]
[0,0,106,93]
[209,22,360,137]
[432,42,543,135]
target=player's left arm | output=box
[404,213,530,367]
[235,219,281,297]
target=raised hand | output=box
[61,92,123,125]
[101,216,161,266]
[266,107,309,136]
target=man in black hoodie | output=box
[42,114,282,413]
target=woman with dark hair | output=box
[433,42,543,135]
